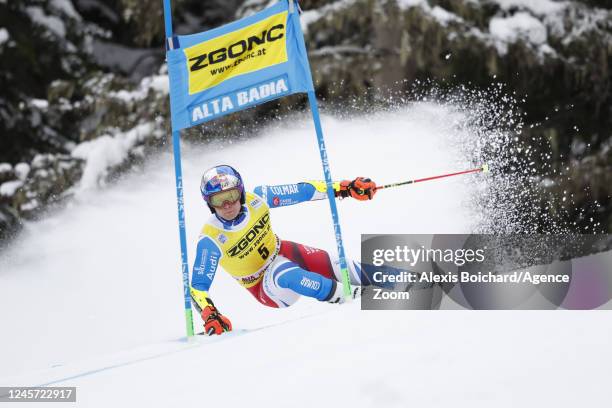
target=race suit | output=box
[190,181,365,312]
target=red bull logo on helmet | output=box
[209,174,237,190]
[209,175,221,187]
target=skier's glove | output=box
[202,305,232,336]
[336,177,377,201]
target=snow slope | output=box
[1,105,610,406]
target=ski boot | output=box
[324,281,362,304]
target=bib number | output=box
[258,244,270,260]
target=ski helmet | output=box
[200,165,245,212]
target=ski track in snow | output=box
[0,105,610,406]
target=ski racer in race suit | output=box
[191,165,377,335]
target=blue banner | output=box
[166,1,313,131]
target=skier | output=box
[191,164,377,335]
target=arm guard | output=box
[190,287,213,314]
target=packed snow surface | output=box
[1,106,609,406]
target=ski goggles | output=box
[208,188,241,208]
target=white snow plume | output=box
[1,104,608,407]
[405,81,567,234]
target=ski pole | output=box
[376,164,489,191]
